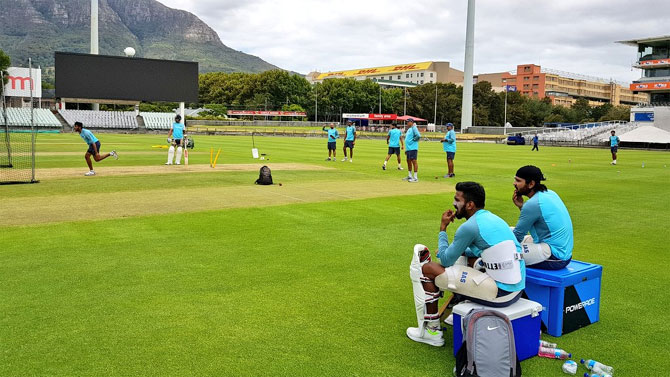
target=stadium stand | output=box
[140,112,176,130]
[520,121,640,145]
[0,108,62,127]
[58,109,138,129]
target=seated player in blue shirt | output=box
[322,123,339,161]
[512,165,573,270]
[74,121,117,176]
[407,182,525,347]
[382,122,404,170]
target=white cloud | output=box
[158,0,669,82]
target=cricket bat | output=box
[184,136,189,165]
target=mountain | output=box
[0,0,279,79]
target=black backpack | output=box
[455,309,522,377]
[255,165,273,185]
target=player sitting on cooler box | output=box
[407,182,526,347]
[512,165,574,270]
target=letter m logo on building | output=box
[8,76,33,90]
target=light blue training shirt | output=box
[172,122,185,139]
[513,190,573,261]
[345,125,356,141]
[610,135,619,147]
[404,126,421,151]
[437,209,526,292]
[324,127,339,142]
[388,128,402,147]
[443,129,456,152]
[79,128,98,145]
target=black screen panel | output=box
[55,52,198,103]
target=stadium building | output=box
[476,64,648,107]
[306,61,464,87]
[618,35,670,133]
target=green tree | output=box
[0,49,10,87]
[599,105,630,121]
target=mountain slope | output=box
[0,0,279,77]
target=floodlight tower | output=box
[91,0,99,111]
[460,0,475,130]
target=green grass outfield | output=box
[1,133,669,376]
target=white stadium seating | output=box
[58,109,138,129]
[0,108,61,127]
[140,112,177,130]
[521,121,639,145]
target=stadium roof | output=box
[317,62,435,80]
[616,35,670,46]
[619,125,670,144]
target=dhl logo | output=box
[392,65,418,71]
[325,72,345,77]
[356,69,379,74]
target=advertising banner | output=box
[3,67,42,98]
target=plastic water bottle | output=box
[562,360,577,375]
[581,359,614,375]
[642,162,645,168]
[538,346,571,359]
[584,372,612,377]
[540,339,557,348]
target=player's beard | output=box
[454,201,466,219]
[516,183,531,197]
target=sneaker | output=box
[84,170,95,176]
[443,174,450,178]
[110,150,118,160]
[402,176,412,181]
[409,178,419,182]
[398,167,403,170]
[382,165,386,170]
[165,162,172,165]
[349,159,353,163]
[176,162,181,165]
[325,157,331,161]
[449,173,455,178]
[406,326,444,347]
[445,313,454,326]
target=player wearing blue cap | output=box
[440,122,456,178]
[341,120,356,162]
[73,121,118,176]
[512,165,573,270]
[403,118,421,182]
[382,122,404,170]
[322,123,339,161]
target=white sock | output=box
[408,172,413,178]
[383,161,387,166]
[398,163,402,168]
[414,172,418,179]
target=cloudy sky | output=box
[159,0,668,83]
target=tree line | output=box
[198,70,631,127]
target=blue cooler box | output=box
[452,298,542,361]
[525,260,602,337]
